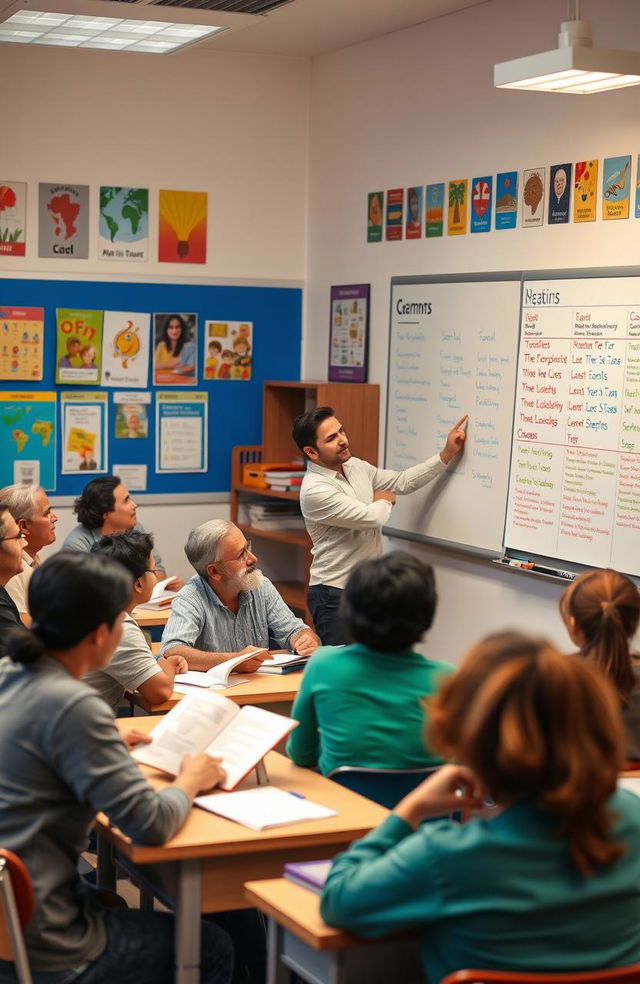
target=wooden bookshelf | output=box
[231,381,380,627]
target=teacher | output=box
[293,406,467,645]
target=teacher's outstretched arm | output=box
[440,414,468,465]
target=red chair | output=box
[0,849,34,984]
[441,966,640,984]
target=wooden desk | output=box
[96,717,387,984]
[128,666,303,714]
[131,605,172,628]
[245,878,422,984]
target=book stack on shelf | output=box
[265,467,304,492]
[246,502,306,531]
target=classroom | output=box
[2,0,640,981]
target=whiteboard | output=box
[504,274,640,576]
[384,274,521,556]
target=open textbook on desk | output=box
[131,691,297,790]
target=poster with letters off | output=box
[101,311,150,388]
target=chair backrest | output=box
[327,765,440,809]
[0,850,34,984]
[440,965,640,984]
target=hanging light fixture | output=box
[494,0,640,94]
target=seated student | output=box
[0,505,26,653]
[559,567,640,760]
[86,531,187,711]
[62,476,183,589]
[161,520,320,670]
[320,632,640,981]
[0,482,58,627]
[287,551,453,774]
[0,551,232,984]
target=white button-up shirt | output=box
[300,454,445,589]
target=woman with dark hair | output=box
[320,633,640,979]
[0,552,232,984]
[155,313,188,366]
[560,568,640,759]
[286,551,453,774]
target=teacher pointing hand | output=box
[293,407,468,645]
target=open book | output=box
[174,649,266,689]
[131,691,298,791]
[195,786,337,830]
[135,577,179,610]
[257,652,309,675]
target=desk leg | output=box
[175,858,202,984]
[266,918,289,984]
[96,835,116,892]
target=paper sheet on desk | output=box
[619,777,640,797]
[173,677,249,695]
[194,786,337,830]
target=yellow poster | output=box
[602,155,631,220]
[573,160,598,223]
[0,307,44,381]
[447,179,468,235]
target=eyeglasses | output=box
[144,569,160,577]
[0,532,27,543]
[216,540,253,566]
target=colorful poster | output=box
[328,285,369,383]
[38,183,89,259]
[425,183,444,237]
[574,160,598,223]
[603,155,631,220]
[0,182,26,257]
[61,391,108,474]
[0,392,56,491]
[495,171,518,229]
[636,156,640,219]
[405,187,423,239]
[548,163,571,224]
[385,188,403,241]
[153,313,197,386]
[114,391,151,439]
[204,321,253,380]
[156,392,207,473]
[101,310,150,388]
[158,190,207,263]
[447,179,468,235]
[0,307,43,381]
[55,309,103,385]
[367,191,383,243]
[522,167,545,228]
[99,187,149,261]
[470,175,493,233]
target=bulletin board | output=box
[0,277,302,498]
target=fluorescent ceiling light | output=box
[0,10,226,52]
[494,12,640,94]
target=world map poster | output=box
[99,186,149,261]
[0,391,56,490]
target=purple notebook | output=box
[283,859,332,894]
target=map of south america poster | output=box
[99,187,149,261]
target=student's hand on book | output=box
[122,730,153,751]
[394,763,485,829]
[160,653,189,675]
[179,753,227,795]
[291,628,321,656]
[234,647,268,672]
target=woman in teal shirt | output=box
[287,552,454,774]
[321,633,640,980]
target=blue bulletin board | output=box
[0,277,302,497]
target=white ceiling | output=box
[206,0,491,57]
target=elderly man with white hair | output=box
[160,520,320,671]
[0,483,58,627]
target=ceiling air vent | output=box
[101,0,293,13]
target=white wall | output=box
[305,0,640,660]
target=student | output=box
[293,405,467,645]
[62,476,182,588]
[0,483,57,626]
[161,520,319,670]
[0,551,232,984]
[87,531,187,711]
[320,632,640,980]
[287,552,453,774]
[559,567,640,760]
[0,504,26,653]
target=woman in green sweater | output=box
[321,633,640,981]
[287,551,454,774]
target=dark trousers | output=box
[307,584,349,646]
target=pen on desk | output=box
[532,565,576,580]
[288,791,306,799]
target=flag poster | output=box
[99,186,149,261]
[574,160,598,223]
[470,176,492,233]
[602,155,631,220]
[447,179,468,235]
[495,171,518,229]
[425,183,444,238]
[39,183,89,258]
[158,190,207,263]
[0,182,26,256]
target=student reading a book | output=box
[0,504,25,655]
[293,405,468,645]
[160,519,320,670]
[62,476,184,589]
[287,551,453,774]
[0,551,232,984]
[320,633,640,981]
[86,531,187,711]
[559,568,640,761]
[0,482,58,627]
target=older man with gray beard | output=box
[160,519,320,672]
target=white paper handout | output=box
[174,649,266,687]
[194,786,337,830]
